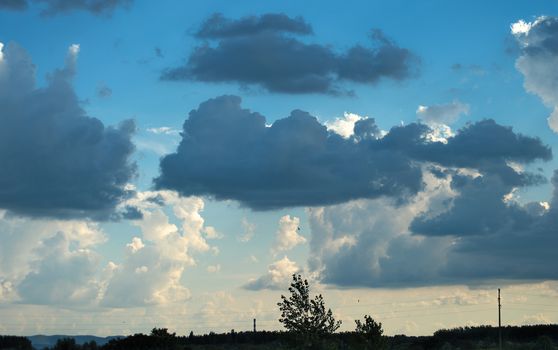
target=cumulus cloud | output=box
[2,0,133,15]
[326,112,369,138]
[126,237,144,253]
[409,169,558,282]
[243,256,300,290]
[155,96,550,211]
[512,16,558,132]
[0,189,217,307]
[0,42,136,219]
[309,162,558,288]
[416,100,469,125]
[17,232,101,305]
[0,212,106,305]
[154,95,422,209]
[272,215,306,255]
[308,170,455,287]
[102,191,215,307]
[162,13,418,94]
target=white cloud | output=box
[126,237,145,253]
[17,232,101,305]
[62,43,80,78]
[239,217,256,242]
[326,112,364,138]
[512,16,558,132]
[101,217,192,307]
[135,265,149,274]
[102,191,216,307]
[204,226,223,240]
[416,100,469,125]
[0,216,106,292]
[172,195,211,253]
[243,256,300,290]
[207,264,221,273]
[511,19,533,35]
[146,126,180,135]
[272,215,306,255]
[68,43,80,56]
[136,127,181,156]
[0,279,15,302]
[134,137,174,156]
[424,124,455,144]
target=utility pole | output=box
[253,318,256,332]
[498,288,502,350]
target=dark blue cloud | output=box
[410,174,535,237]
[309,168,558,288]
[0,42,136,219]
[0,0,27,10]
[155,95,551,211]
[432,171,558,282]
[410,121,552,238]
[0,0,132,15]
[195,13,313,39]
[154,95,423,209]
[162,13,418,94]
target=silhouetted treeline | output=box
[8,324,558,350]
[0,335,33,349]
[0,335,33,350]
[434,324,558,343]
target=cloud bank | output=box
[155,95,550,211]
[0,190,216,307]
[309,165,558,287]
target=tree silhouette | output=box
[278,274,341,340]
[52,338,79,350]
[355,315,386,350]
[150,328,175,338]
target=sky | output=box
[1,0,558,337]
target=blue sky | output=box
[1,0,558,336]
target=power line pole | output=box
[253,318,256,332]
[498,288,502,350]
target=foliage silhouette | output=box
[52,338,79,350]
[355,314,386,349]
[150,328,176,338]
[0,335,33,350]
[277,274,341,348]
